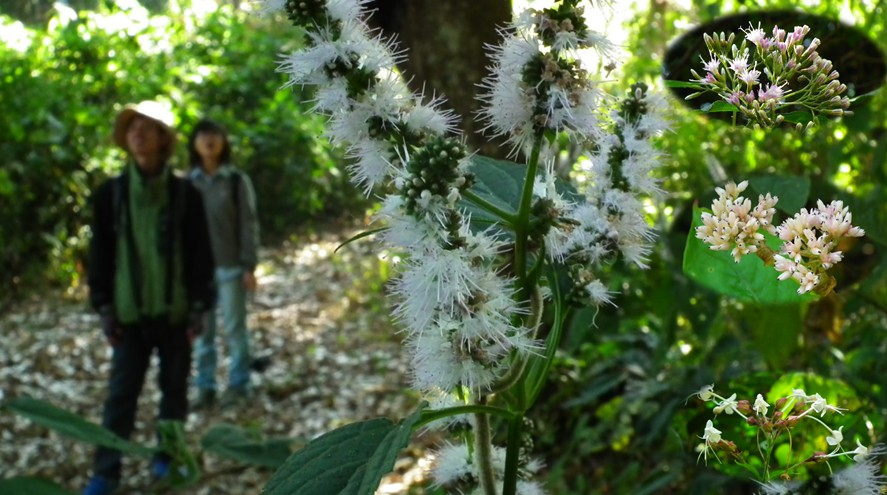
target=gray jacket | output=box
[188,165,259,271]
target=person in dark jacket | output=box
[82,101,216,495]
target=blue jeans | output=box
[194,267,251,392]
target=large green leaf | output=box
[3,397,154,457]
[747,174,810,214]
[745,304,803,369]
[201,423,293,469]
[683,205,817,304]
[0,477,75,495]
[462,154,525,228]
[262,406,423,495]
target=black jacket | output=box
[87,171,216,318]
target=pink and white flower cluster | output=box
[774,200,865,294]
[688,23,851,128]
[696,181,863,294]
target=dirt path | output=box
[0,228,431,494]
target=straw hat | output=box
[113,100,177,158]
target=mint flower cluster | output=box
[687,23,851,128]
[695,385,883,495]
[696,180,864,295]
[260,1,668,493]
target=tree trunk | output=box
[368,0,512,158]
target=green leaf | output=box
[464,154,525,218]
[745,304,803,369]
[664,79,703,89]
[682,206,817,304]
[748,174,810,213]
[780,111,815,126]
[3,397,154,457]
[201,424,293,469]
[700,101,738,113]
[263,406,423,495]
[0,477,76,495]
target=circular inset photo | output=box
[662,10,886,128]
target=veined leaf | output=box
[262,406,423,495]
[201,424,294,469]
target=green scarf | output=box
[114,162,188,325]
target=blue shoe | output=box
[82,476,118,495]
[150,458,170,480]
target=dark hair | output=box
[188,119,232,168]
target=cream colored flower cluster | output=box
[697,181,864,295]
[695,180,778,262]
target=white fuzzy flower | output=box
[253,0,285,15]
[326,0,372,24]
[431,442,475,487]
[832,457,887,495]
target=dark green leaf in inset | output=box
[701,101,738,113]
[748,174,810,214]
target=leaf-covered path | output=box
[1,227,433,494]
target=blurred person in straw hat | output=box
[82,100,216,495]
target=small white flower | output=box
[754,394,769,416]
[713,393,739,415]
[703,420,722,444]
[698,384,715,401]
[826,426,844,448]
[850,439,871,462]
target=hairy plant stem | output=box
[514,137,543,292]
[415,404,517,429]
[474,409,498,495]
[490,286,544,394]
[503,413,524,495]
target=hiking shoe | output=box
[192,389,216,411]
[82,476,118,495]
[150,458,171,480]
[220,387,251,408]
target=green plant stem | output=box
[463,189,518,225]
[514,137,543,289]
[502,413,524,495]
[474,411,498,495]
[414,404,517,429]
[525,268,568,407]
[491,286,544,396]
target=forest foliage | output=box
[0,0,365,301]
